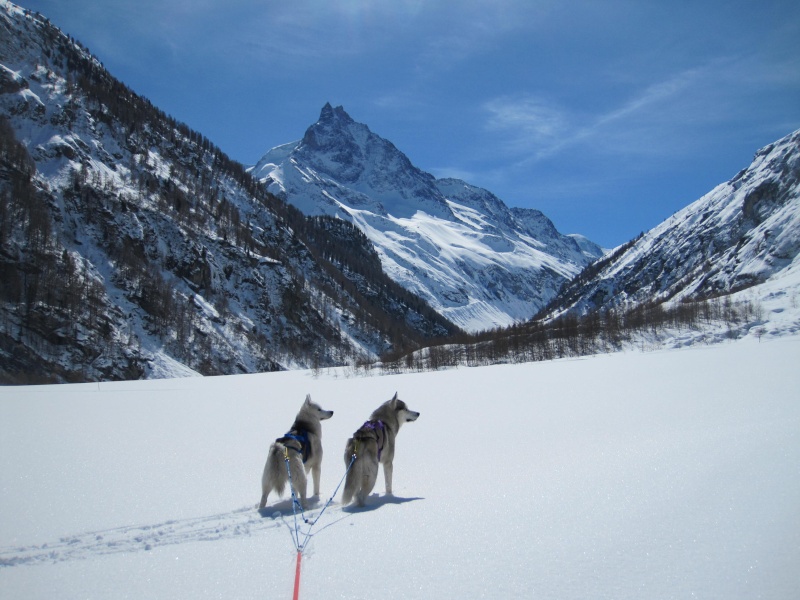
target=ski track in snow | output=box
[0,494,421,568]
[0,505,283,567]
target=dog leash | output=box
[282,451,358,600]
[292,551,302,600]
[281,446,304,600]
[283,447,306,551]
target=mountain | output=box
[250,103,604,332]
[0,1,460,383]
[541,128,800,317]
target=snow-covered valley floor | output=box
[1,336,799,599]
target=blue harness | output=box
[280,431,310,464]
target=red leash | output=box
[292,550,302,600]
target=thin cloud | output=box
[234,1,432,66]
[483,63,729,165]
[594,67,703,129]
[483,95,570,156]
[408,1,552,78]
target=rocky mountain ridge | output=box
[540,127,800,317]
[251,103,604,331]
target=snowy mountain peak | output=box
[252,104,445,219]
[250,105,603,331]
[301,103,363,156]
[318,102,354,125]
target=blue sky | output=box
[17,0,800,247]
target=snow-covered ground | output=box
[1,334,798,599]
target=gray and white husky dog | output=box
[342,393,420,507]
[258,394,334,510]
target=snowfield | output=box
[1,336,799,599]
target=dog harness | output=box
[354,419,385,461]
[279,431,310,464]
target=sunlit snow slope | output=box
[548,128,800,317]
[251,104,603,331]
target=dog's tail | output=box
[259,443,289,509]
[341,437,378,506]
[342,437,358,505]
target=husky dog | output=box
[342,393,420,506]
[258,395,334,510]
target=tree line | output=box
[378,295,764,373]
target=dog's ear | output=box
[392,392,398,401]
[305,394,312,405]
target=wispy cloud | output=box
[483,64,723,164]
[485,96,567,139]
[233,1,433,66]
[410,1,550,77]
[594,67,703,129]
[483,95,570,156]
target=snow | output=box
[192,294,221,322]
[2,336,799,599]
[600,128,800,297]
[145,351,202,380]
[337,202,582,331]
[250,105,601,332]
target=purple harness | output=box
[357,419,385,460]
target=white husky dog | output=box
[342,393,420,507]
[258,395,334,510]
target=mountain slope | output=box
[251,104,603,331]
[0,1,459,383]
[542,128,800,317]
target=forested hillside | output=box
[0,3,460,383]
